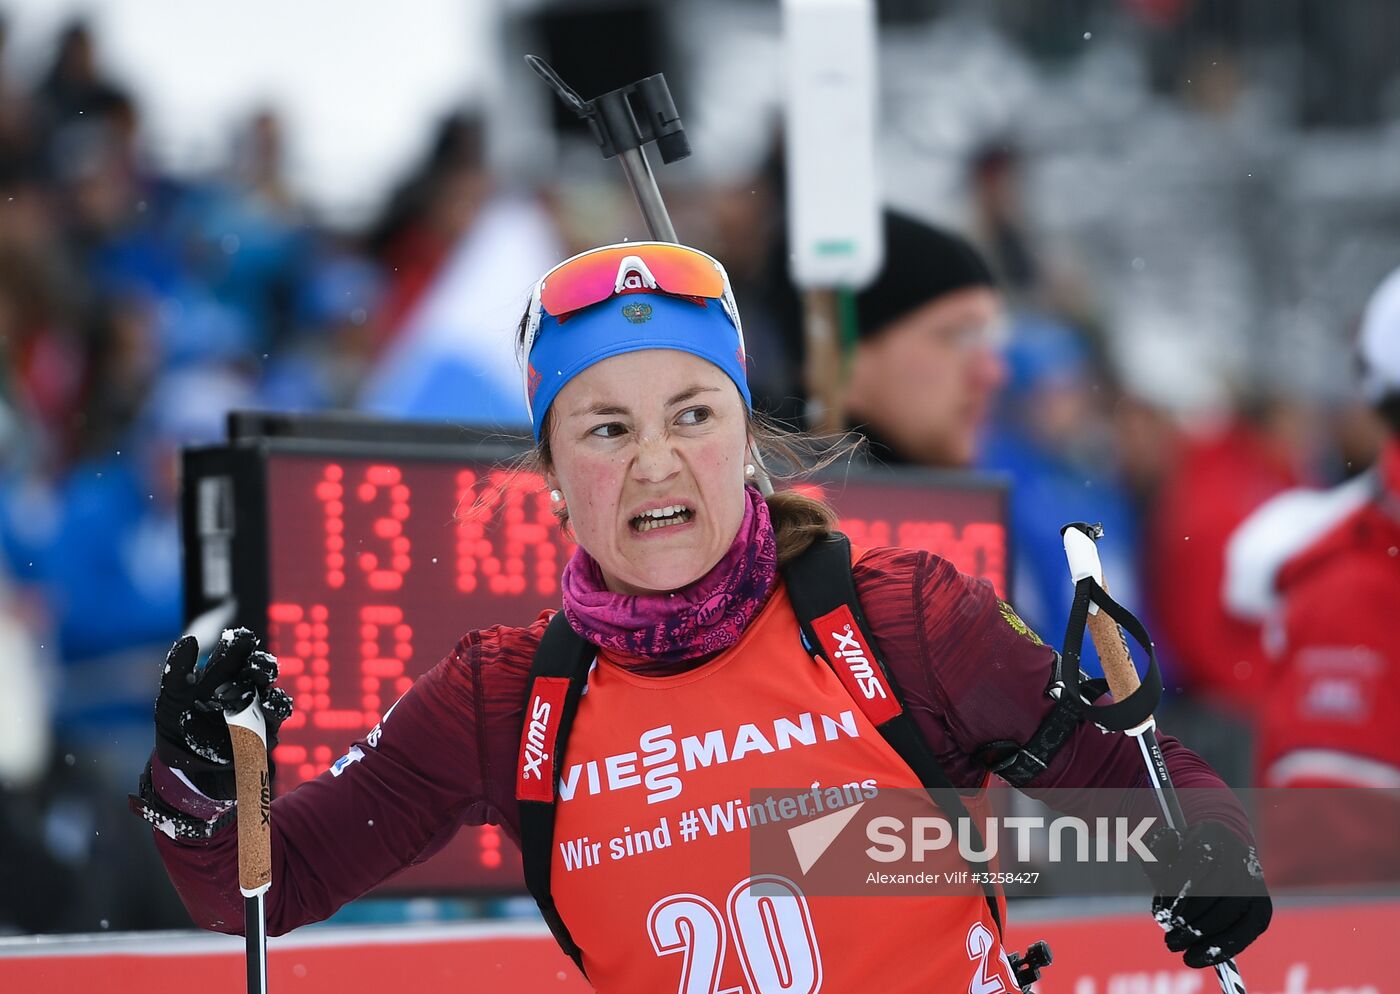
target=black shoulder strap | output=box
[516,612,594,976]
[782,533,1005,940]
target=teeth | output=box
[636,515,686,532]
[632,506,693,532]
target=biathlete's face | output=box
[545,349,751,596]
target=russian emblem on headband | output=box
[527,364,542,401]
[622,301,653,324]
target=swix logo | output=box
[516,677,570,803]
[831,624,885,701]
[522,698,551,779]
[813,606,902,725]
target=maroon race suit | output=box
[145,546,1250,935]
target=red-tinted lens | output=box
[539,244,725,316]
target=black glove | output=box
[1141,819,1272,969]
[153,627,293,798]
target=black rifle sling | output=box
[517,611,593,975]
[782,533,1005,940]
[978,650,1112,787]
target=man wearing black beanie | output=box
[844,211,1007,467]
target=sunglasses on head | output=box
[518,242,746,412]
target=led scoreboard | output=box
[181,412,1009,893]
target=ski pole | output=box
[225,696,272,994]
[1061,523,1247,994]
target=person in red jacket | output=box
[1241,267,1400,886]
[135,241,1271,990]
[1146,410,1305,714]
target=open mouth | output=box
[630,504,695,533]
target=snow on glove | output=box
[1140,819,1272,969]
[153,627,294,798]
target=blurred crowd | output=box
[0,18,443,932]
[1,7,1396,933]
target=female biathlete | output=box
[135,241,1272,992]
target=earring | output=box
[550,489,563,503]
[744,464,755,478]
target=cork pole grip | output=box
[227,712,272,896]
[1085,578,1143,707]
[1062,524,1148,714]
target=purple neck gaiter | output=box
[561,485,778,667]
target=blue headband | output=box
[525,292,751,443]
